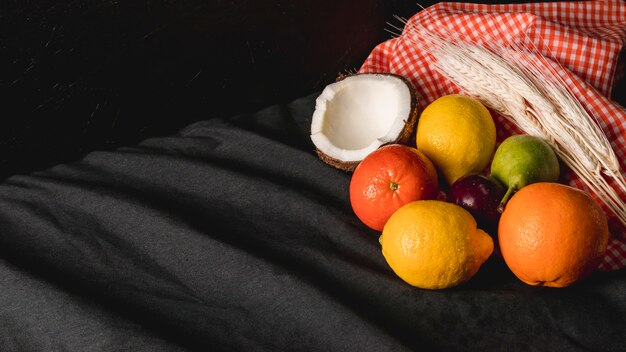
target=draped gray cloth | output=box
[0,94,624,351]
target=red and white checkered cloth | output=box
[360,0,626,271]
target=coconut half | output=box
[310,73,419,171]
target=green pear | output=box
[491,135,560,211]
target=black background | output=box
[2,0,418,178]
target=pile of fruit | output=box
[312,81,610,290]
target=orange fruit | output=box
[498,182,609,287]
[350,144,438,231]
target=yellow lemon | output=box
[416,94,496,184]
[381,200,493,289]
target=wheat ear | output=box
[394,15,626,232]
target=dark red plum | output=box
[448,174,505,237]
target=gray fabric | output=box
[0,94,624,351]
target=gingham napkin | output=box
[359,0,626,271]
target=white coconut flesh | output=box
[310,74,414,163]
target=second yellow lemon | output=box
[381,200,494,289]
[416,94,496,184]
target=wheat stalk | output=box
[394,15,626,233]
